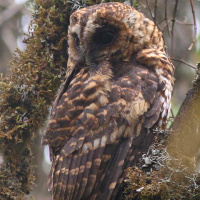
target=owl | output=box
[42,2,174,200]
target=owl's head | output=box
[68,2,164,66]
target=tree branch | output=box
[169,64,200,158]
[0,3,24,27]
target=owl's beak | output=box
[85,50,98,66]
[67,55,88,71]
[68,50,97,69]
[85,55,92,65]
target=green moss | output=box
[0,0,71,199]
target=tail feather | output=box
[69,151,84,200]
[52,155,66,198]
[67,152,80,200]
[89,142,120,200]
[58,154,73,199]
[78,150,95,198]
[83,146,104,197]
[71,149,90,200]
[110,147,140,200]
[50,122,155,200]
[96,137,133,200]
[54,154,73,200]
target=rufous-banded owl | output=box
[42,2,174,200]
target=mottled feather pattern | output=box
[42,2,174,200]
[45,63,165,200]
[137,49,174,128]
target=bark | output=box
[169,65,200,158]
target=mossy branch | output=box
[169,65,200,158]
[0,0,70,198]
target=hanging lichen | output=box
[119,132,200,200]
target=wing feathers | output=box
[53,154,72,199]
[72,150,89,200]
[58,154,73,199]
[45,63,165,200]
[96,137,133,200]
[83,145,104,197]
[69,152,83,200]
[77,149,95,198]
[68,153,80,200]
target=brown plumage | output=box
[42,2,174,200]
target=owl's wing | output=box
[43,62,163,200]
[90,65,162,200]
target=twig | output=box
[157,18,165,26]
[171,58,197,69]
[190,0,197,42]
[154,0,158,25]
[176,0,197,68]
[171,0,179,59]
[175,20,193,26]
[146,0,154,20]
[171,108,175,119]
[161,18,172,32]
[1,26,18,53]
[165,0,170,37]
[0,3,24,27]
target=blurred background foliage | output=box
[0,0,199,199]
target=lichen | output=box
[120,132,200,200]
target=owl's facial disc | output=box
[68,2,164,67]
[68,4,131,65]
[70,22,119,65]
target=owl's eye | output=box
[98,31,115,45]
